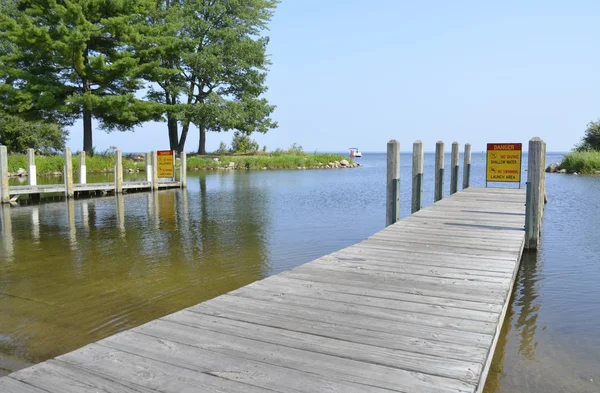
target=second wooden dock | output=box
[0,187,527,393]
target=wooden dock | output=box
[8,180,180,196]
[0,187,527,393]
[1,148,187,203]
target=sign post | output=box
[486,143,523,187]
[157,150,175,180]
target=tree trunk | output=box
[177,121,190,153]
[83,108,93,153]
[198,125,207,155]
[168,115,178,151]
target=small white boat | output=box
[349,148,362,158]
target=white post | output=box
[180,152,187,188]
[115,150,123,194]
[0,146,9,204]
[151,151,159,190]
[79,151,86,184]
[64,148,74,199]
[27,148,37,186]
[146,152,152,182]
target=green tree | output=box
[0,0,159,153]
[139,0,278,154]
[576,120,600,151]
[231,132,259,154]
[0,115,68,154]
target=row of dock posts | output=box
[387,140,473,227]
[0,146,187,203]
[386,138,546,250]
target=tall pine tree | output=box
[139,0,278,153]
[0,0,159,152]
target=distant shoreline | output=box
[6,153,358,177]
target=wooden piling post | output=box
[525,137,544,250]
[146,153,152,182]
[541,140,547,207]
[434,141,444,202]
[463,143,472,189]
[64,148,74,199]
[151,151,159,190]
[411,140,424,214]
[79,151,86,184]
[386,140,400,227]
[115,150,123,194]
[450,142,459,195]
[27,149,37,186]
[0,146,8,204]
[180,152,187,188]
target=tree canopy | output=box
[134,0,278,153]
[576,120,600,152]
[0,115,68,154]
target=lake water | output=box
[0,152,598,392]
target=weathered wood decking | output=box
[0,187,526,393]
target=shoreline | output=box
[6,153,359,177]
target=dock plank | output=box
[0,187,526,393]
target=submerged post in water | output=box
[434,141,444,202]
[386,139,400,226]
[463,143,472,189]
[411,140,424,213]
[450,142,459,195]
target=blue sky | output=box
[68,0,600,153]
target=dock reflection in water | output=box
[0,176,270,375]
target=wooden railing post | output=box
[525,137,544,250]
[386,140,400,226]
[115,150,123,194]
[64,148,74,199]
[0,146,9,204]
[151,151,159,190]
[450,141,459,195]
[180,152,187,188]
[434,141,444,202]
[145,153,152,182]
[411,140,424,213]
[27,148,37,186]
[79,151,86,184]
[463,143,472,189]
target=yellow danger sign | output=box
[486,143,522,183]
[157,150,174,178]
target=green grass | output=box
[7,154,145,174]
[7,152,352,174]
[559,151,600,174]
[186,153,353,170]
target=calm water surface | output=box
[0,152,598,392]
